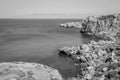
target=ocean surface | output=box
[0,19,100,78]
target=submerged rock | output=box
[0,62,63,80]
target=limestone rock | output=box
[80,44,90,52]
[60,22,82,28]
[59,13,120,80]
[0,62,63,80]
[58,46,80,56]
[58,40,120,80]
[80,14,120,40]
[60,13,120,40]
[87,16,97,22]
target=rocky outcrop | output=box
[58,40,120,80]
[60,22,83,28]
[0,62,62,80]
[58,13,120,80]
[60,13,120,40]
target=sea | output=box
[0,19,100,78]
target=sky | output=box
[0,0,120,18]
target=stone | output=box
[81,44,90,52]
[60,22,82,28]
[58,46,80,57]
[0,62,62,80]
[87,16,97,22]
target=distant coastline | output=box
[1,12,119,19]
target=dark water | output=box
[0,19,100,78]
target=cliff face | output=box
[0,62,63,80]
[60,13,120,41]
[80,14,120,40]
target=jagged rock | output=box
[60,13,120,40]
[60,22,82,28]
[58,40,120,80]
[81,14,120,40]
[60,22,75,28]
[87,16,97,22]
[58,46,80,57]
[59,13,120,80]
[80,44,90,52]
[0,62,63,80]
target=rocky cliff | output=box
[59,13,120,80]
[60,13,120,41]
[0,62,62,80]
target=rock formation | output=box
[0,62,62,80]
[60,13,120,41]
[60,22,83,28]
[58,40,120,80]
[58,13,120,80]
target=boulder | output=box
[0,62,63,80]
[81,44,90,52]
[87,16,97,22]
[58,46,79,56]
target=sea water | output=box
[0,19,100,78]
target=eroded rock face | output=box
[60,13,120,40]
[83,13,120,41]
[0,62,63,80]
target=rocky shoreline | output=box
[58,13,120,80]
[60,13,120,41]
[0,13,120,80]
